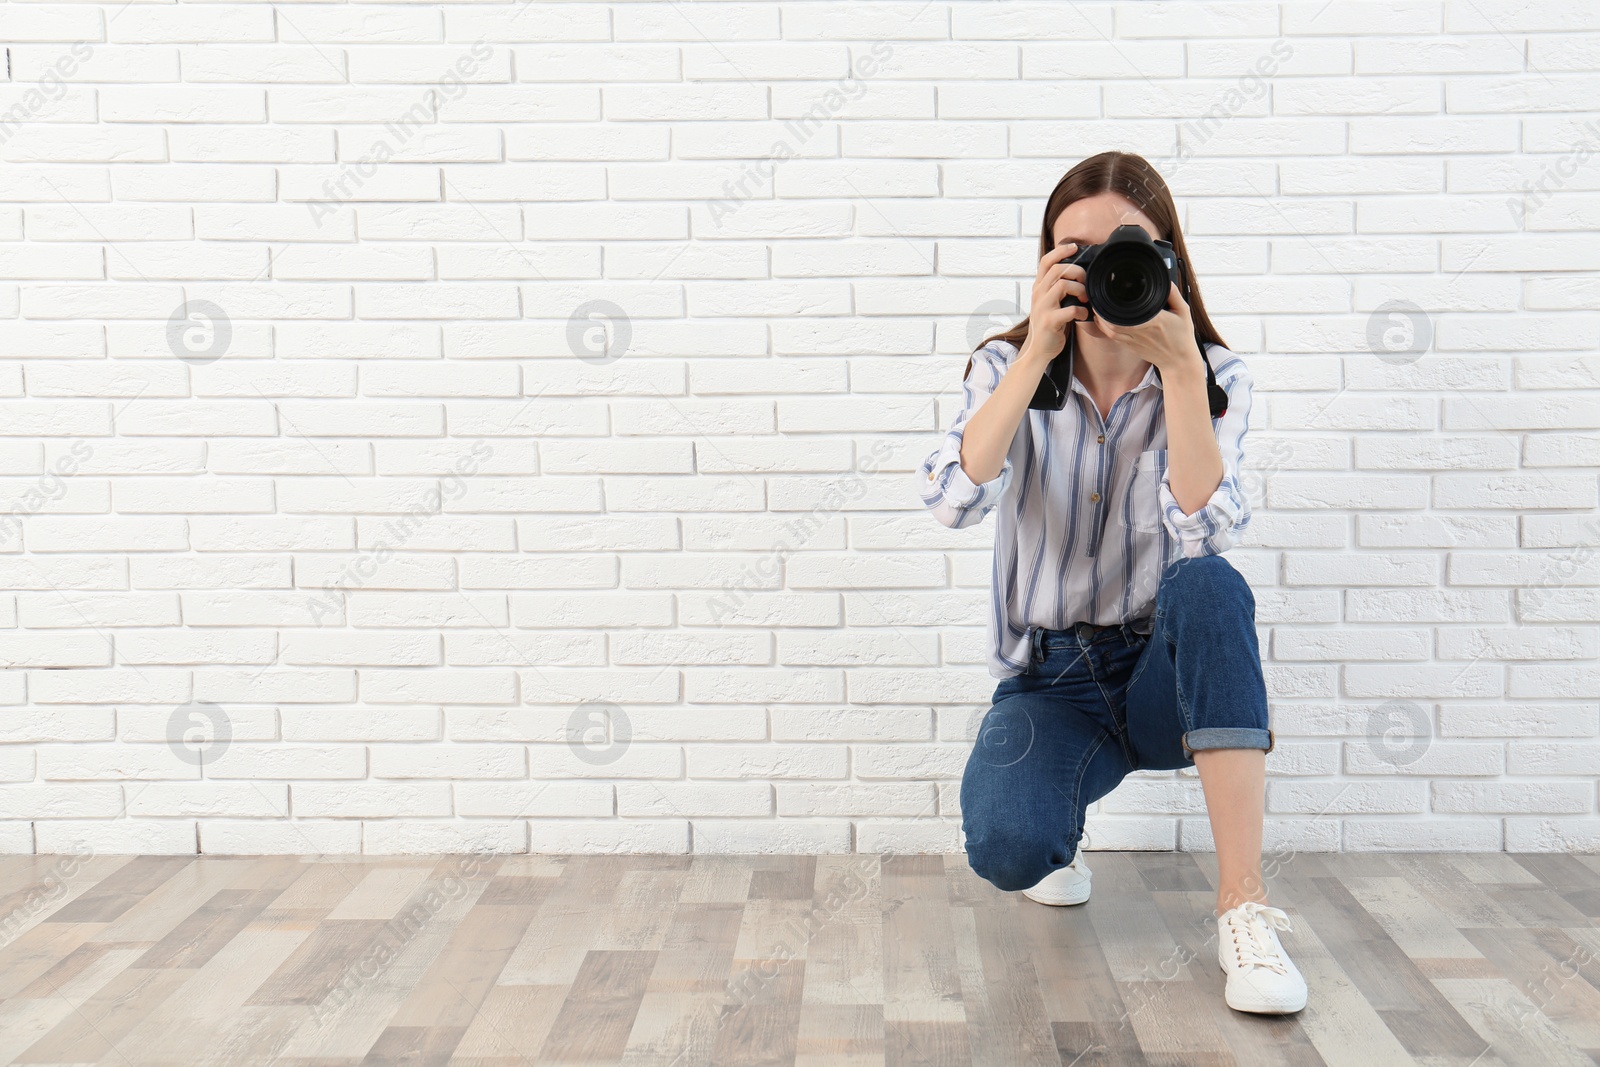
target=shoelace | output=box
[1223,901,1293,975]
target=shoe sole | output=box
[1218,959,1307,1014]
[1022,881,1091,906]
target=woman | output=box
[916,151,1307,1016]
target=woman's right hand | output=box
[1020,242,1090,366]
[952,242,1091,487]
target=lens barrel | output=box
[1084,226,1172,326]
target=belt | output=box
[1074,620,1122,638]
[1028,620,1135,662]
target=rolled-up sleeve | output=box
[1158,357,1254,556]
[917,343,1015,530]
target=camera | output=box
[1027,224,1228,418]
[1061,224,1182,327]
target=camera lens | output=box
[1087,243,1169,326]
[1105,267,1149,307]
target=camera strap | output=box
[1178,256,1229,420]
[1027,317,1229,419]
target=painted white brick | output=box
[0,784,125,818]
[1190,38,1350,77]
[687,744,849,780]
[1510,663,1600,700]
[1355,37,1521,73]
[204,745,366,780]
[292,782,452,818]
[1343,818,1501,851]
[362,819,526,855]
[127,783,289,818]
[1440,702,1598,738]
[1432,781,1591,814]
[1273,628,1430,661]
[110,7,275,44]
[857,819,963,855]
[619,782,771,818]
[1504,818,1600,852]
[1279,158,1442,195]
[1343,663,1504,700]
[1285,553,1438,586]
[283,706,440,742]
[1356,518,1516,550]
[192,670,354,706]
[1271,475,1431,510]
[1509,742,1600,776]
[1436,626,1598,662]
[198,819,361,854]
[1268,781,1428,813]
[525,743,681,780]
[1346,588,1509,623]
[692,819,851,855]
[527,818,688,854]
[1353,116,1520,154]
[457,781,612,817]
[36,740,198,781]
[35,819,198,855]
[3,9,105,42]
[115,630,277,668]
[1281,1,1442,36]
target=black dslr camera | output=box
[1028,224,1228,419]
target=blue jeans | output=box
[960,554,1273,893]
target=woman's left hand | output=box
[1095,282,1205,375]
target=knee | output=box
[963,825,1077,893]
[1165,551,1240,588]
[1158,554,1253,615]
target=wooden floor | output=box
[0,851,1597,1066]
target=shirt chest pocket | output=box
[1124,448,1166,534]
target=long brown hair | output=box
[965,150,1227,382]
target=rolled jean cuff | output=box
[1182,727,1273,758]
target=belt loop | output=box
[1030,626,1045,666]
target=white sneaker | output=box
[1216,900,1308,1014]
[1022,848,1091,906]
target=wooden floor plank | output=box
[1464,926,1600,1049]
[538,949,659,1064]
[1250,890,1415,1067]
[13,952,193,1064]
[1340,875,1487,960]
[949,897,1057,1066]
[0,945,148,1064]
[1432,976,1594,1067]
[49,856,193,924]
[274,867,492,1060]
[498,855,627,986]
[622,894,758,1065]
[0,855,136,952]
[0,921,103,1000]
[1013,867,1152,1065]
[881,855,970,1066]
[113,925,314,1065]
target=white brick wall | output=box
[0,0,1596,856]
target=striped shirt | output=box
[917,338,1254,679]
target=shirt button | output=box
[1090,492,1100,502]
[1097,434,1104,443]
